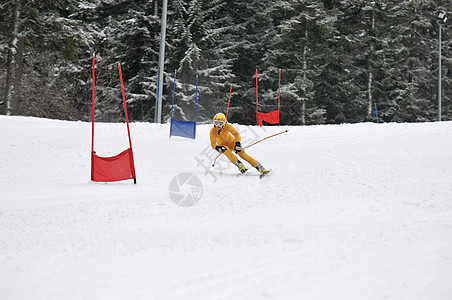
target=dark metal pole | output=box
[438,24,442,122]
[155,0,168,123]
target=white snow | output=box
[1,116,452,300]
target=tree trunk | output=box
[368,71,373,117]
[14,36,25,113]
[301,26,307,126]
[367,9,375,119]
[4,0,22,116]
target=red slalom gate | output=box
[91,55,136,183]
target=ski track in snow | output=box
[1,116,452,300]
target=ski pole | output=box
[211,130,289,167]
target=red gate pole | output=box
[278,69,281,125]
[118,63,137,184]
[91,54,96,181]
[256,69,259,126]
[226,85,232,120]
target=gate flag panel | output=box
[256,69,281,126]
[169,70,198,139]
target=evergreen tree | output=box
[332,0,394,123]
[89,0,160,122]
[262,0,332,125]
[1,0,451,124]
[225,0,273,125]
[394,0,452,122]
[166,0,235,123]
[333,0,452,123]
[1,0,94,119]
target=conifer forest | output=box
[1,0,451,125]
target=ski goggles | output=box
[214,120,225,127]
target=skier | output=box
[210,112,268,175]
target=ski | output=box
[259,169,271,179]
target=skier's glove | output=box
[215,146,227,153]
[234,142,242,153]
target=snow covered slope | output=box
[1,116,452,300]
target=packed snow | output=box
[1,116,452,300]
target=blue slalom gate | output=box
[169,70,198,139]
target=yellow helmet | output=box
[213,113,226,127]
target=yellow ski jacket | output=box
[210,123,241,150]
